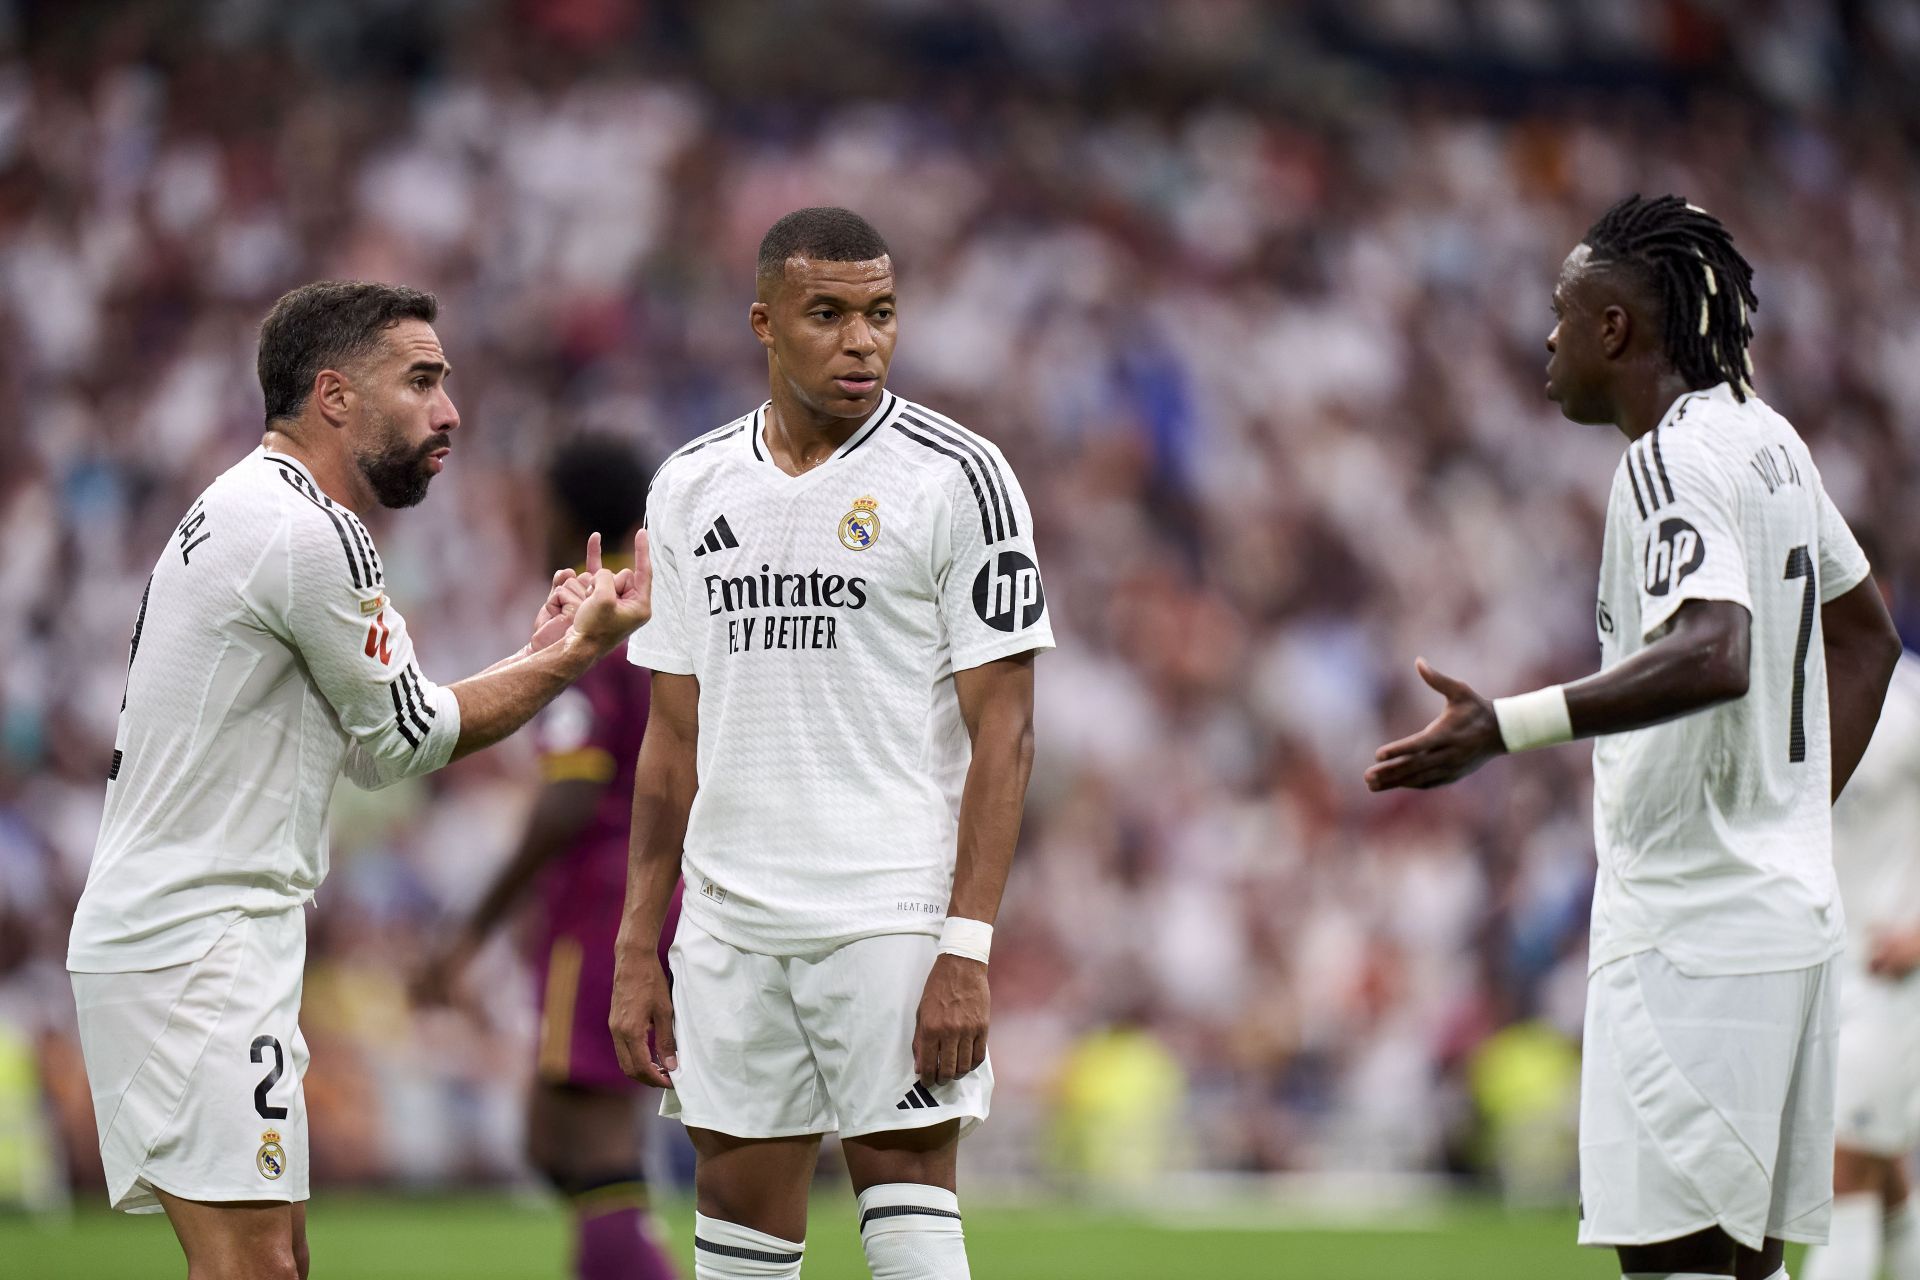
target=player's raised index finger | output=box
[585,531,602,576]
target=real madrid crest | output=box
[257,1129,287,1180]
[838,495,880,551]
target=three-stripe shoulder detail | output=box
[653,419,750,487]
[270,463,385,588]
[1624,434,1677,520]
[890,407,1017,545]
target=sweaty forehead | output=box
[779,255,894,299]
[380,318,448,367]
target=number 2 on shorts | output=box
[251,1035,289,1119]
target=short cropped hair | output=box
[546,435,652,539]
[257,281,438,423]
[756,208,891,285]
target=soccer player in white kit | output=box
[1366,195,1902,1280]
[66,281,653,1280]
[1802,624,1920,1280]
[608,208,1052,1280]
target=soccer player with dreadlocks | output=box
[1367,194,1902,1279]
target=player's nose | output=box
[844,316,877,355]
[433,385,460,433]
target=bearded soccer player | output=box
[66,282,651,1280]
[418,436,680,1280]
[1801,579,1920,1280]
[609,207,1051,1280]
[1366,196,1901,1280]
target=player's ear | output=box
[1600,303,1632,360]
[314,368,354,428]
[749,300,775,351]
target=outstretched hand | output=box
[1364,659,1504,792]
[570,529,653,655]
[528,569,592,654]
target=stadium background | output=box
[1,1,1917,1275]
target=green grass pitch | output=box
[0,1192,1690,1278]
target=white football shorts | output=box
[1578,949,1837,1250]
[1832,957,1920,1157]
[71,909,309,1213]
[661,916,992,1140]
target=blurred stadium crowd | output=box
[3,0,1920,1203]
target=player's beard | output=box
[355,409,447,510]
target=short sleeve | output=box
[252,505,460,789]
[1628,428,1752,640]
[1816,485,1871,604]
[937,438,1056,672]
[626,473,694,675]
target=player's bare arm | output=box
[915,652,1038,1086]
[1823,576,1902,800]
[609,670,700,1089]
[1366,598,1751,792]
[447,529,652,761]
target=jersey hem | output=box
[681,897,942,958]
[67,904,304,974]
[951,634,1056,674]
[626,640,692,675]
[1586,937,1843,979]
[1637,586,1753,644]
[1821,559,1872,604]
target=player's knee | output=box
[189,1243,300,1280]
[292,1231,311,1279]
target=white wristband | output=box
[1493,685,1573,752]
[938,917,993,965]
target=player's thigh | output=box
[843,1118,960,1194]
[1578,955,1806,1250]
[661,918,835,1138]
[688,1127,822,1241]
[291,1201,309,1280]
[73,912,309,1213]
[1733,1236,1785,1280]
[1614,1225,1738,1275]
[527,1081,646,1180]
[790,932,993,1143]
[155,1188,301,1280]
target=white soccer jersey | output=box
[1589,382,1870,977]
[1832,651,1920,960]
[68,448,461,973]
[627,391,1054,954]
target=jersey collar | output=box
[1654,381,1735,434]
[258,446,321,489]
[749,391,904,477]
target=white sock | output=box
[857,1183,969,1280]
[1886,1196,1920,1280]
[1803,1192,1883,1280]
[693,1213,805,1280]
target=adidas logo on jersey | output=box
[692,514,740,556]
[896,1083,940,1111]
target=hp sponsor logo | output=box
[972,551,1045,631]
[1644,517,1705,597]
